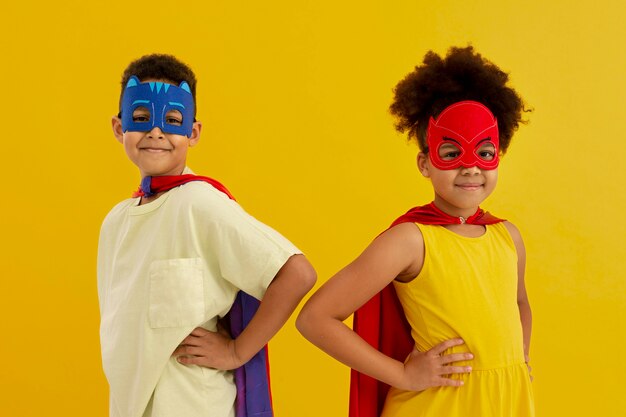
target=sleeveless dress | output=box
[381,223,534,417]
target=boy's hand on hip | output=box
[173,325,243,370]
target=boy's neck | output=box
[138,192,165,206]
[136,168,188,205]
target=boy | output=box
[98,54,316,417]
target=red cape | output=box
[349,203,503,417]
[133,174,236,200]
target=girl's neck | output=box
[432,197,479,221]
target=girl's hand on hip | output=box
[400,338,473,391]
[525,353,533,381]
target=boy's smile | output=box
[113,124,201,178]
[112,78,202,178]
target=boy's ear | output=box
[188,120,202,147]
[111,116,124,144]
[417,152,430,177]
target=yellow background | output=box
[1,1,624,416]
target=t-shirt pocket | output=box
[148,258,205,328]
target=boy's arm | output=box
[175,254,316,369]
[504,222,533,364]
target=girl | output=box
[297,46,534,417]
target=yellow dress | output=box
[382,223,534,417]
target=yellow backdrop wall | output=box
[1,1,624,416]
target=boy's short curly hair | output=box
[118,54,197,117]
[389,46,527,154]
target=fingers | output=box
[180,336,200,346]
[440,365,472,375]
[435,363,471,388]
[437,377,465,387]
[526,362,534,382]
[430,338,466,356]
[177,355,203,366]
[172,345,204,357]
[180,334,205,347]
[439,352,474,365]
[180,327,218,346]
[190,327,209,337]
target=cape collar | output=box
[133,173,235,201]
[389,202,503,227]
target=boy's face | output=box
[112,78,201,178]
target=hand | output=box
[525,354,533,381]
[173,325,243,370]
[399,338,473,392]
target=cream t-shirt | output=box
[97,171,300,417]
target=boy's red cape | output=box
[135,174,273,417]
[133,174,236,200]
[349,203,503,417]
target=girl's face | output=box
[418,149,498,218]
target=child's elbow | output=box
[288,254,317,294]
[296,303,315,340]
[296,297,321,340]
[300,261,317,294]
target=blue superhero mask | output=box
[120,75,195,137]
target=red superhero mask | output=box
[426,100,499,170]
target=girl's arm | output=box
[504,222,533,363]
[297,223,473,391]
[174,254,317,369]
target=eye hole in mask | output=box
[132,106,151,124]
[436,138,497,164]
[475,141,496,162]
[164,109,183,127]
[438,141,462,161]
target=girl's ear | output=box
[417,152,430,177]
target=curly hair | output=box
[118,54,197,116]
[389,46,527,153]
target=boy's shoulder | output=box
[101,196,136,224]
[174,168,239,210]
[176,180,239,212]
[100,174,247,232]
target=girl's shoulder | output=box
[379,222,426,282]
[382,222,425,245]
[501,221,523,243]
[501,221,525,258]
